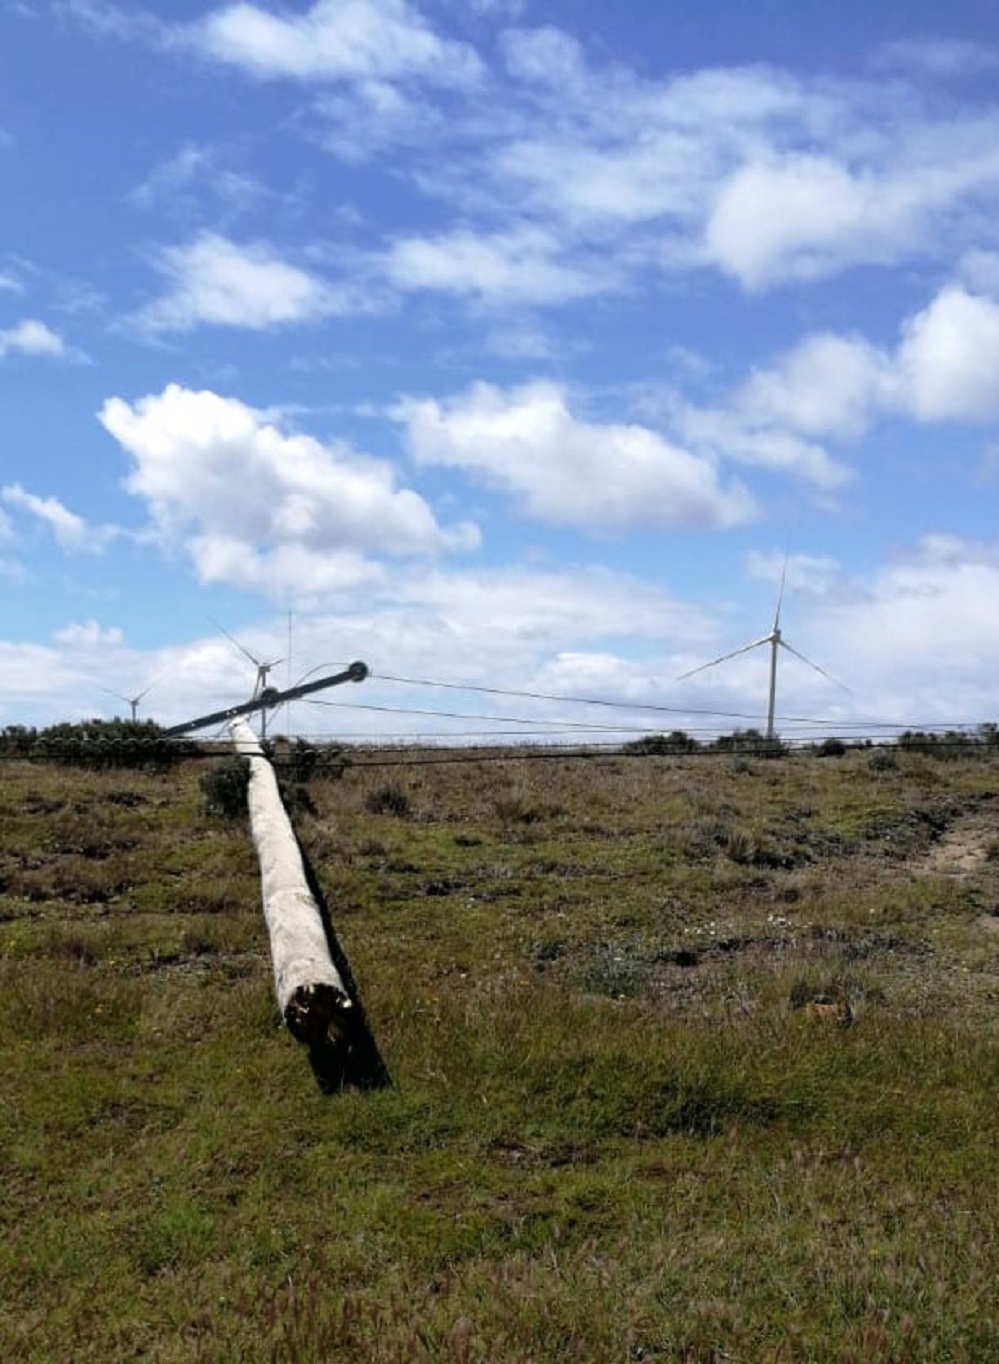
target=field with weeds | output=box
[2,740,999,1361]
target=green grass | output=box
[2,747,999,1360]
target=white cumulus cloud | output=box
[189,0,482,86]
[54,621,125,647]
[399,380,755,529]
[0,319,66,359]
[99,384,479,598]
[817,536,999,711]
[135,233,365,333]
[675,279,999,489]
[895,286,999,422]
[1,484,110,552]
[706,155,904,289]
[383,225,607,305]
[733,333,894,440]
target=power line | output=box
[306,696,675,735]
[367,671,985,736]
[373,670,765,719]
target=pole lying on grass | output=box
[229,717,353,1049]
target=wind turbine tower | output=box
[678,559,843,741]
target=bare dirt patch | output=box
[911,795,999,878]
[914,813,999,935]
[922,825,994,876]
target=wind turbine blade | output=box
[209,616,261,668]
[773,549,790,632]
[677,634,773,681]
[99,686,130,705]
[778,639,851,692]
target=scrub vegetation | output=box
[2,736,998,1361]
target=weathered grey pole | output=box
[229,717,353,1047]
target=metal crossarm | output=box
[162,661,369,737]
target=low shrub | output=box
[365,782,411,817]
[32,719,194,770]
[200,756,250,819]
[816,737,848,758]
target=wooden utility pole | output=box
[229,717,353,1048]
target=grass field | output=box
[2,741,998,1361]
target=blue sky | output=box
[3,0,999,743]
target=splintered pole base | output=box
[284,981,354,1048]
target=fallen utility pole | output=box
[162,660,368,737]
[229,715,354,1048]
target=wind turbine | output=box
[100,680,157,722]
[677,558,844,741]
[210,618,284,740]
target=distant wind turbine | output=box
[100,680,157,722]
[211,617,284,740]
[677,558,846,741]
